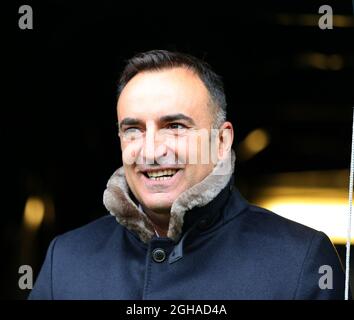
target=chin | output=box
[140,193,176,212]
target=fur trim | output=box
[103,150,236,243]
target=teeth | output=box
[146,169,178,179]
[149,176,172,181]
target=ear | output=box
[217,121,234,160]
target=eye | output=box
[166,123,187,130]
[124,127,142,133]
[121,127,144,140]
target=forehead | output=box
[117,67,211,120]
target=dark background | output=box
[1,0,354,299]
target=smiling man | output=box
[29,50,348,300]
[116,63,232,239]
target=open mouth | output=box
[142,169,181,181]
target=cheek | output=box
[189,132,212,165]
[166,135,212,166]
[175,137,189,162]
[121,140,143,165]
[174,135,205,165]
[123,166,135,194]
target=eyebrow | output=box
[119,113,196,130]
[159,113,196,126]
[119,117,144,130]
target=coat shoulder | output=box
[242,203,324,244]
[256,203,318,229]
[225,203,347,299]
[54,215,123,254]
[226,189,324,247]
[227,201,337,262]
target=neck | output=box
[142,205,170,237]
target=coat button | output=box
[152,248,166,263]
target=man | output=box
[29,50,347,299]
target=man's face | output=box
[117,67,216,214]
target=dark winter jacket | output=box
[29,151,347,299]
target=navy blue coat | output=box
[29,179,347,300]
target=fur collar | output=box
[103,150,236,243]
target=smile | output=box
[144,169,179,180]
[139,167,183,186]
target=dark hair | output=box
[117,50,227,127]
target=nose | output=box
[142,124,168,164]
